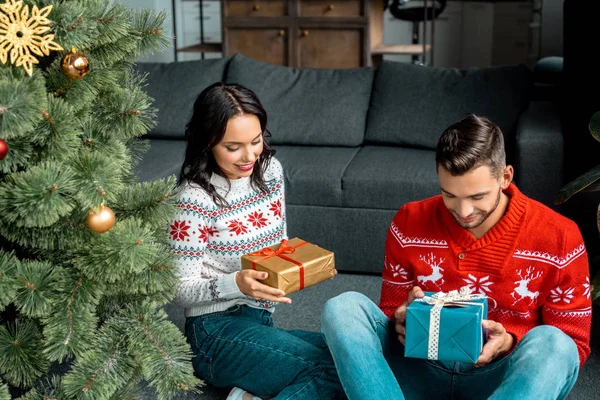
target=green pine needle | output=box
[0,209,92,251]
[13,375,66,400]
[69,149,125,208]
[0,249,19,308]
[1,0,201,396]
[113,176,178,232]
[76,218,162,281]
[90,76,157,140]
[0,319,50,388]
[43,272,103,362]
[0,67,47,140]
[0,381,8,400]
[130,8,171,61]
[0,162,77,228]
[31,94,83,163]
[0,135,35,175]
[14,261,62,318]
[62,317,142,399]
[125,304,203,400]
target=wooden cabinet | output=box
[221,0,377,68]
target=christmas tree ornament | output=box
[61,47,89,80]
[0,138,8,160]
[0,0,63,76]
[86,203,116,233]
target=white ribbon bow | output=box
[414,286,487,360]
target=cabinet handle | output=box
[301,29,309,37]
[326,4,335,11]
[278,29,285,37]
[252,4,260,11]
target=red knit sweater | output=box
[379,184,592,367]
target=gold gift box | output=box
[241,237,335,294]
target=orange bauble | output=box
[86,204,116,233]
[61,48,89,80]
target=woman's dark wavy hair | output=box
[178,82,276,207]
[435,114,506,178]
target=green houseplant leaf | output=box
[556,111,600,305]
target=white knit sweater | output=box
[168,158,287,317]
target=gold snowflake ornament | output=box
[0,0,63,76]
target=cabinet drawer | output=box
[225,28,288,65]
[297,28,362,68]
[298,0,363,17]
[224,0,287,17]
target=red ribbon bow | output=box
[248,239,308,290]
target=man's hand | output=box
[475,319,515,367]
[235,270,292,304]
[394,286,425,345]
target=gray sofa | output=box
[133,54,598,399]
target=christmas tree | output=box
[0,0,202,398]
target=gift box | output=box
[405,287,488,363]
[241,237,335,295]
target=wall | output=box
[541,0,563,57]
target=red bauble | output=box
[0,138,8,160]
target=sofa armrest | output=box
[514,101,564,209]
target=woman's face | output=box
[212,114,263,179]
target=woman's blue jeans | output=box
[185,305,345,399]
[321,292,580,400]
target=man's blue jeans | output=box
[321,292,580,400]
[185,305,345,399]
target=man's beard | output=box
[453,188,502,230]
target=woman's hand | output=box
[235,270,292,304]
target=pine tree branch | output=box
[0,163,77,228]
[43,272,102,363]
[76,218,161,281]
[126,305,203,400]
[0,319,50,388]
[62,320,136,399]
[0,250,19,309]
[0,381,8,400]
[14,261,62,318]
[0,68,46,140]
[112,177,178,233]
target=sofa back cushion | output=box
[225,54,374,147]
[135,58,229,139]
[365,61,532,158]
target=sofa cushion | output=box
[225,54,374,147]
[274,146,360,207]
[135,58,229,139]
[365,61,532,158]
[342,146,439,210]
[135,139,186,182]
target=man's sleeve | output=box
[378,206,415,319]
[541,222,592,368]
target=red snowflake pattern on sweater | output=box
[269,200,282,218]
[247,211,268,228]
[227,219,249,236]
[170,220,191,241]
[198,225,218,243]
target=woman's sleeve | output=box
[169,190,243,308]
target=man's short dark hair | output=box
[435,114,506,178]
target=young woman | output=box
[169,83,344,400]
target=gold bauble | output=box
[86,204,116,233]
[61,47,89,80]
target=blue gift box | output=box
[404,288,488,363]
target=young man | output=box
[321,114,592,399]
